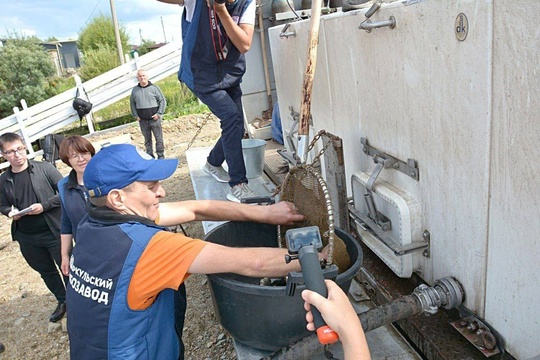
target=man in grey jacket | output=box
[130,69,167,159]
[0,132,67,323]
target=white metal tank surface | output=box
[268,0,540,358]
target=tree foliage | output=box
[136,38,157,56]
[0,36,56,118]
[78,14,130,55]
[79,44,121,82]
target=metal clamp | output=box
[349,204,430,256]
[450,316,501,356]
[277,106,305,165]
[360,137,417,233]
[361,137,419,180]
[363,158,392,232]
[359,16,396,32]
[358,1,396,33]
[280,23,296,38]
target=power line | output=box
[83,0,103,28]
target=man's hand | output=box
[8,203,43,218]
[207,0,226,7]
[8,206,21,220]
[152,114,159,120]
[302,281,371,359]
[27,203,44,215]
[61,255,70,276]
[264,201,304,225]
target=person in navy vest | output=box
[57,135,96,276]
[158,0,257,202]
[66,144,319,359]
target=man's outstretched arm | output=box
[157,200,304,226]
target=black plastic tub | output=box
[204,221,363,351]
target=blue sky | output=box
[0,0,184,45]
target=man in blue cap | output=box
[66,144,311,360]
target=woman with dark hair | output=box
[58,136,96,275]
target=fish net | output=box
[278,133,350,273]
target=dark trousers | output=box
[139,119,164,158]
[174,283,187,360]
[15,229,67,302]
[195,84,247,187]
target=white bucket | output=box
[242,139,266,179]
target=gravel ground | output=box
[0,114,239,359]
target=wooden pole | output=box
[298,0,322,164]
[258,0,273,114]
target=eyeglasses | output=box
[69,152,91,161]
[2,146,27,157]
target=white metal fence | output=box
[0,41,182,170]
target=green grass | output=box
[62,74,208,136]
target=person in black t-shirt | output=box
[0,132,67,323]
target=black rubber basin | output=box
[204,221,363,351]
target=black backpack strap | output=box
[81,87,90,101]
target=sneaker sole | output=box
[203,166,230,183]
[226,193,241,203]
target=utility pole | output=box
[110,0,124,64]
[161,16,167,43]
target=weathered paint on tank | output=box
[267,1,540,358]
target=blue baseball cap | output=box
[84,144,178,197]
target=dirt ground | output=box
[0,114,239,359]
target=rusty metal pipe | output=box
[264,277,463,360]
[263,295,422,360]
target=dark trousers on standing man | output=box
[139,119,165,158]
[174,283,187,360]
[194,84,247,187]
[15,229,67,302]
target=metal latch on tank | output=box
[360,136,419,233]
[349,137,429,257]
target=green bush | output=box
[137,38,157,57]
[78,14,130,54]
[45,76,76,98]
[159,75,208,119]
[79,44,121,81]
[0,36,56,118]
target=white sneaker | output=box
[227,183,255,203]
[203,161,230,183]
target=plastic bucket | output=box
[242,138,266,179]
[204,222,363,351]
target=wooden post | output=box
[298,0,323,164]
[13,103,35,157]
